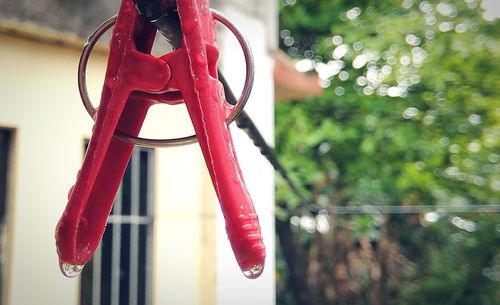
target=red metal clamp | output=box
[55,0,265,279]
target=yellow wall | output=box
[0,30,217,305]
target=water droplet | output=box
[353,41,363,51]
[67,185,75,199]
[332,35,343,45]
[60,263,84,278]
[195,53,207,65]
[346,7,361,20]
[283,36,294,47]
[242,264,264,279]
[332,44,349,59]
[338,71,349,81]
[334,87,345,96]
[280,29,290,39]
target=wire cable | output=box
[219,73,500,216]
[219,72,311,207]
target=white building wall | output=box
[0,34,102,305]
[215,1,277,305]
[0,34,215,305]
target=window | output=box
[0,129,12,305]
[80,147,155,305]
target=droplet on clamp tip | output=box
[242,263,264,279]
[60,263,85,278]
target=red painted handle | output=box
[176,0,265,277]
[56,0,168,268]
[55,0,265,278]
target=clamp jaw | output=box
[55,0,265,279]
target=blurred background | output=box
[275,1,499,305]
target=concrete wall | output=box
[1,33,104,305]
[0,30,214,305]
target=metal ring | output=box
[77,9,254,147]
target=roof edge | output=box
[0,19,107,53]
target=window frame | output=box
[79,145,155,305]
[0,127,15,305]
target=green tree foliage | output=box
[275,1,499,304]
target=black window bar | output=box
[80,146,155,305]
[0,129,12,305]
